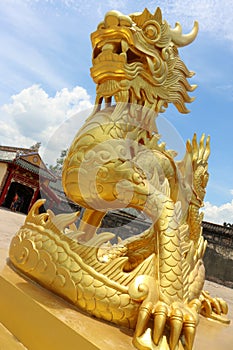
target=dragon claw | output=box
[134,301,199,350]
[135,301,154,338]
[153,303,168,345]
[216,297,228,315]
[169,308,183,350]
[183,314,196,350]
[200,290,230,324]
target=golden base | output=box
[0,322,27,350]
[0,259,135,350]
[0,253,232,350]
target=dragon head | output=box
[91,8,198,115]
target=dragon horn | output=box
[169,21,199,47]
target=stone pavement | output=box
[0,208,26,271]
[0,208,25,250]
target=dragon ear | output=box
[154,7,162,24]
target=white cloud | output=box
[0,84,92,165]
[230,189,233,195]
[202,200,233,225]
[0,0,72,101]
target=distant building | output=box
[0,145,60,214]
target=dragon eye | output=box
[142,20,161,43]
[145,24,158,39]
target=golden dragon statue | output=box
[9,7,230,350]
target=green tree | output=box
[49,149,68,173]
[30,142,41,151]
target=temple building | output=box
[0,145,60,214]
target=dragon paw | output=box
[133,299,201,350]
[200,290,230,324]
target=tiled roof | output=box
[0,145,37,154]
[15,158,56,181]
[0,146,56,182]
[0,150,16,162]
[49,176,64,193]
[40,183,60,203]
[117,208,151,222]
[202,221,233,234]
[113,209,232,234]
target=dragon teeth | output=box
[102,43,114,51]
[121,39,129,53]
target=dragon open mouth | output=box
[90,31,167,115]
[90,36,149,109]
[91,38,144,82]
[92,39,142,64]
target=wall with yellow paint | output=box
[0,163,7,186]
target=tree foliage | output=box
[30,142,41,151]
[49,149,68,173]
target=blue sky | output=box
[0,0,232,224]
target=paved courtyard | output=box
[0,207,25,250]
[0,207,26,270]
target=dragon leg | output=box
[77,208,106,242]
[157,200,183,302]
[127,192,202,350]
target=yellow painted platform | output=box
[0,208,232,350]
[0,257,233,350]
[0,258,136,350]
[0,322,27,350]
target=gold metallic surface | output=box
[0,321,27,350]
[9,6,230,350]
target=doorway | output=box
[3,182,34,214]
